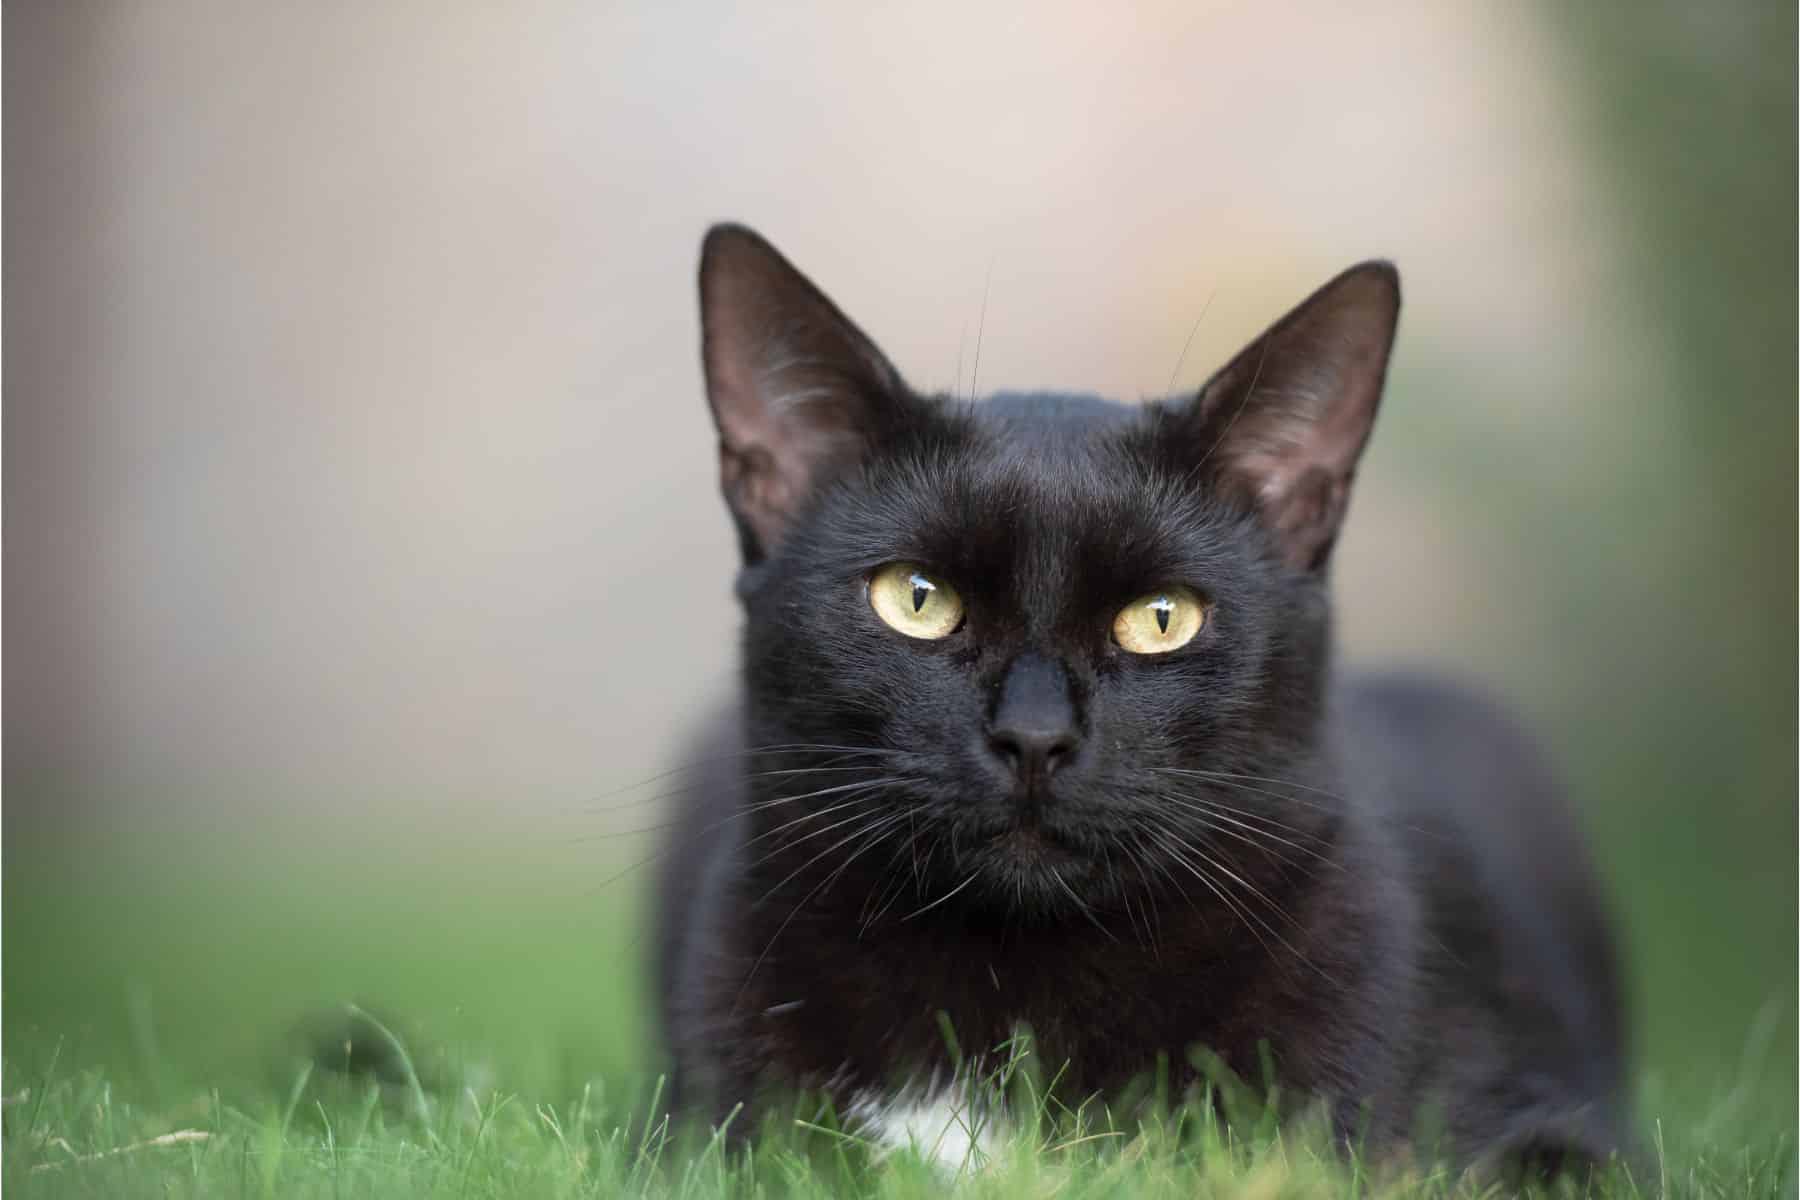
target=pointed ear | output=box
[698,224,909,563]
[1176,261,1400,571]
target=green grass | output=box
[3,833,1794,1198]
[4,1036,1793,1199]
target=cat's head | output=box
[697,225,1399,918]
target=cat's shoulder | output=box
[1333,670,1556,799]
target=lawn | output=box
[3,827,1793,1198]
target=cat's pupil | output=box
[1154,598,1171,633]
[911,576,931,613]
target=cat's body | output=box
[654,227,1627,1169]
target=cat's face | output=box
[697,226,1398,916]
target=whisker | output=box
[858,856,916,936]
[1164,287,1218,395]
[750,809,914,912]
[953,324,966,405]
[1151,767,1451,841]
[819,813,915,902]
[1126,830,1170,946]
[1143,823,1275,959]
[735,811,916,1006]
[1133,827,1197,907]
[1156,793,1340,869]
[1050,867,1118,944]
[1185,337,1272,485]
[1115,836,1167,955]
[1147,767,1342,810]
[577,747,904,814]
[1173,832,1301,934]
[1179,767,1346,801]
[741,782,905,851]
[968,257,993,405]
[572,792,844,844]
[1149,820,1337,987]
[575,777,906,896]
[900,867,981,922]
[570,775,895,846]
[907,808,924,893]
[1155,784,1334,843]
[741,789,909,875]
[858,823,940,934]
[1119,885,1151,954]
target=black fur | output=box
[655,225,1627,1167]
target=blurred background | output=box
[6,0,1794,1137]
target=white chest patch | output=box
[848,1084,1005,1171]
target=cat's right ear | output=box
[698,224,908,564]
[1172,261,1401,573]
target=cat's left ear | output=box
[698,224,910,564]
[1175,261,1400,572]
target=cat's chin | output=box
[988,826,1075,866]
[963,825,1104,912]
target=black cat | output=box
[654,224,1627,1170]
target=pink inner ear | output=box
[728,416,870,550]
[1266,465,1348,571]
[699,226,906,559]
[1191,262,1398,571]
[718,442,789,551]
[1210,373,1378,569]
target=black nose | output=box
[989,723,1079,778]
[987,652,1082,785]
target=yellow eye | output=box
[868,562,964,640]
[1112,586,1206,654]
